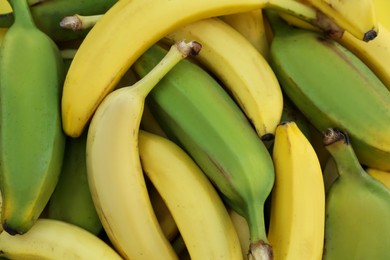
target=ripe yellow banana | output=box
[301,0,378,41]
[61,0,332,137]
[165,17,282,139]
[268,121,325,259]
[139,130,243,260]
[0,218,122,259]
[220,9,270,59]
[228,207,251,259]
[86,40,200,259]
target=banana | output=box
[266,10,390,171]
[133,44,275,259]
[0,218,122,259]
[219,9,270,59]
[268,121,325,260]
[0,0,66,235]
[86,40,200,259]
[61,0,337,138]
[0,0,118,42]
[322,128,390,259]
[0,0,11,14]
[322,157,339,194]
[139,130,243,260]
[165,17,282,139]
[47,132,103,236]
[301,0,378,41]
[366,167,390,190]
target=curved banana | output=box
[165,17,282,139]
[0,218,122,259]
[268,121,325,260]
[220,9,270,59]
[228,207,251,259]
[139,130,243,260]
[266,10,390,171]
[86,40,199,259]
[0,0,66,235]
[303,0,378,41]
[60,0,327,137]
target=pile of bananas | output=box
[1,0,390,259]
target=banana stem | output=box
[60,14,102,31]
[323,128,364,178]
[130,40,202,98]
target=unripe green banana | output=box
[323,128,390,259]
[47,132,102,235]
[0,0,66,235]
[132,44,275,259]
[0,0,118,42]
[266,10,390,171]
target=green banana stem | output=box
[323,128,364,179]
[60,14,102,31]
[7,0,34,28]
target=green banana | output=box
[0,0,66,235]
[132,44,275,259]
[47,131,102,235]
[323,128,390,259]
[266,10,390,171]
[0,0,118,42]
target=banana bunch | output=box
[2,0,390,259]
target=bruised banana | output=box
[86,41,200,259]
[0,218,122,259]
[165,17,282,139]
[268,121,325,260]
[323,128,390,259]
[133,44,275,259]
[0,0,66,235]
[61,0,338,137]
[47,131,102,236]
[266,10,390,171]
[219,9,270,59]
[0,0,118,42]
[139,130,243,260]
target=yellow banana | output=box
[301,0,378,41]
[86,40,199,259]
[0,0,11,14]
[219,9,270,59]
[0,218,122,259]
[268,121,325,260]
[60,0,332,137]
[139,130,243,260]
[165,17,283,139]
